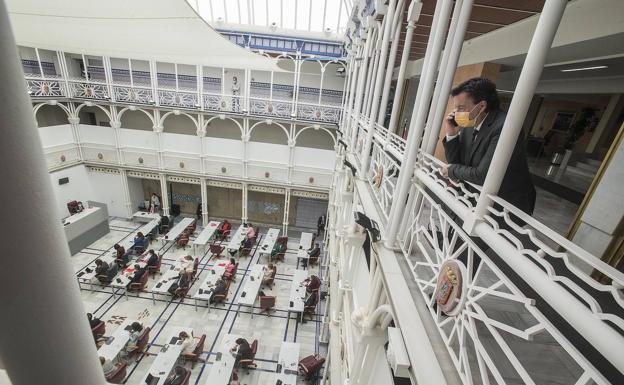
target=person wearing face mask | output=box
[441,77,536,215]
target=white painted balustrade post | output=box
[465,0,568,233]
[387,1,421,134]
[377,0,407,126]
[360,0,397,173]
[424,0,474,154]
[350,26,374,149]
[384,0,454,245]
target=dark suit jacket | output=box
[443,109,536,214]
[130,268,146,284]
[163,372,186,385]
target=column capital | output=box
[110,121,121,129]
[67,117,80,125]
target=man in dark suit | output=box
[441,77,536,215]
[126,264,146,289]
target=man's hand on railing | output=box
[441,164,449,178]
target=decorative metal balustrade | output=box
[337,109,624,384]
[394,184,617,385]
[25,73,343,124]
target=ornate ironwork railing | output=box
[26,79,66,98]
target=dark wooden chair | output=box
[147,254,163,277]
[239,340,258,372]
[105,363,127,384]
[182,334,206,368]
[299,355,326,380]
[128,270,149,292]
[259,295,276,316]
[91,321,106,340]
[209,243,225,259]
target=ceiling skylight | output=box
[188,0,354,36]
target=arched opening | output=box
[162,113,198,135]
[119,109,154,131]
[34,104,69,127]
[249,121,289,145]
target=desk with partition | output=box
[159,217,194,246]
[193,221,221,254]
[192,265,226,311]
[226,225,248,255]
[237,264,265,318]
[203,334,240,385]
[274,342,301,385]
[97,319,136,363]
[287,269,308,322]
[140,327,194,385]
[258,228,280,260]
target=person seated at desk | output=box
[113,244,128,267]
[163,365,187,385]
[122,322,144,358]
[87,313,101,329]
[303,275,321,294]
[224,258,237,277]
[239,236,252,253]
[262,264,276,285]
[146,249,158,268]
[100,356,116,377]
[159,215,170,234]
[178,331,195,354]
[245,223,255,239]
[301,243,321,268]
[300,290,319,324]
[217,220,231,239]
[230,338,253,367]
[271,242,286,259]
[210,278,228,303]
[126,264,146,289]
[168,271,191,296]
[94,259,109,277]
[132,232,147,252]
[177,255,194,273]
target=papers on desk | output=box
[226,225,247,251]
[275,342,300,385]
[193,221,221,247]
[141,327,193,385]
[237,264,265,306]
[193,265,226,301]
[132,211,161,223]
[120,219,160,250]
[77,254,116,282]
[97,319,136,362]
[259,228,280,255]
[288,269,308,312]
[151,269,180,294]
[160,217,194,244]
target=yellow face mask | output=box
[454,103,483,128]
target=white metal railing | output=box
[395,182,617,385]
[24,73,343,124]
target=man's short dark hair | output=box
[451,77,500,111]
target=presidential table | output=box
[226,225,248,255]
[192,221,221,254]
[287,269,308,322]
[132,211,161,223]
[97,319,136,363]
[159,217,194,246]
[140,327,193,385]
[274,342,301,385]
[203,334,240,385]
[63,205,110,255]
[237,264,265,318]
[192,265,226,311]
[258,228,280,260]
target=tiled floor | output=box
[532,186,579,236]
[75,217,326,385]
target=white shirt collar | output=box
[474,113,488,132]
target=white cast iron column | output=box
[0,2,107,383]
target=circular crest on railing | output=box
[309,177,315,184]
[127,90,136,101]
[219,98,231,110]
[264,172,270,178]
[221,167,227,173]
[315,110,322,119]
[267,104,274,113]
[41,83,50,94]
[60,154,66,162]
[97,153,103,160]
[138,157,144,164]
[85,87,93,97]
[433,260,468,316]
[179,161,185,169]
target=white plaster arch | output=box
[116,106,156,127]
[74,102,113,122]
[32,101,72,126]
[293,125,337,147]
[159,111,199,131]
[203,115,244,137]
[248,120,291,143]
